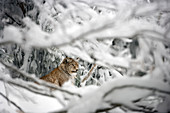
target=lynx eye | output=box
[72,70,77,73]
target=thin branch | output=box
[0,92,24,113]
[89,74,102,86]
[95,104,152,113]
[0,77,67,107]
[82,64,96,83]
[109,103,153,113]
[3,82,9,105]
[95,99,155,113]
[0,77,54,98]
[4,12,24,26]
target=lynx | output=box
[40,57,79,86]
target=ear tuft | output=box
[62,58,68,64]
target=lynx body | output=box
[40,57,79,86]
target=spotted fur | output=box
[40,57,79,86]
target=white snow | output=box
[1,0,170,112]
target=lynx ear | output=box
[62,58,68,63]
[63,57,71,63]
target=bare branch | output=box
[5,12,24,26]
[3,82,10,105]
[0,92,24,113]
[95,104,152,113]
[82,64,96,83]
[0,77,54,98]
[0,77,68,107]
[4,12,24,26]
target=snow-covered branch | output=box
[55,78,170,113]
[0,0,170,112]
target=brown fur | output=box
[40,57,79,86]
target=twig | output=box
[109,103,153,113]
[4,12,23,26]
[89,75,101,86]
[0,77,67,107]
[82,64,96,83]
[0,77,53,98]
[3,82,9,105]
[0,92,24,113]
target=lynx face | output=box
[61,57,79,76]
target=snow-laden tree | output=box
[0,0,170,113]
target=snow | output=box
[0,63,63,112]
[157,94,170,112]
[0,63,170,112]
[66,77,170,113]
[1,26,23,44]
[1,0,170,112]
[0,81,63,113]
